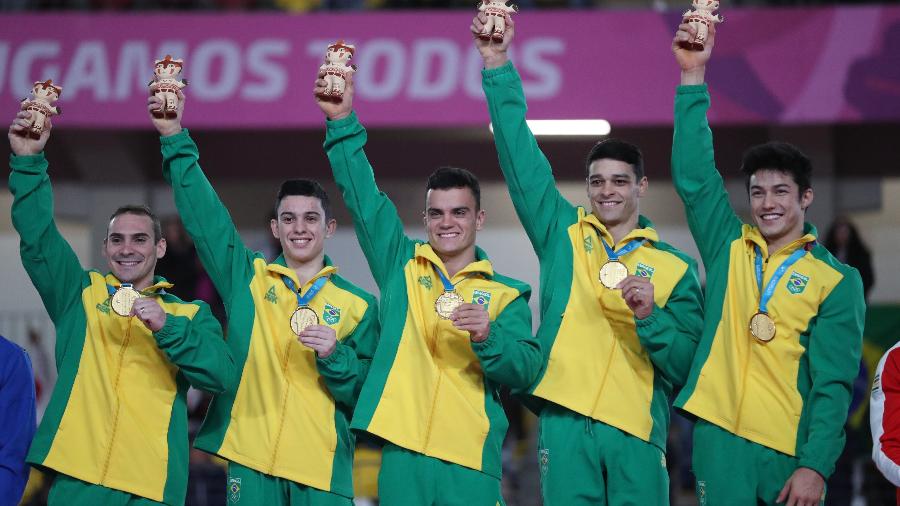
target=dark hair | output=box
[740,142,812,196]
[275,179,332,220]
[584,139,644,179]
[425,167,481,210]
[108,205,162,242]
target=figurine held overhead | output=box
[20,80,61,139]
[149,55,188,119]
[678,0,722,51]
[316,41,356,103]
[477,0,517,43]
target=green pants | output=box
[377,443,504,506]
[48,473,163,506]
[226,462,352,506]
[692,419,825,506]
[538,403,669,506]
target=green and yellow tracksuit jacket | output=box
[482,62,704,451]
[9,152,235,505]
[324,112,542,479]
[671,84,865,478]
[160,130,379,498]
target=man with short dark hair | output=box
[316,67,542,506]
[150,91,379,506]
[671,22,865,506]
[474,14,704,506]
[8,109,234,506]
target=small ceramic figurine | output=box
[149,55,188,118]
[316,41,356,103]
[679,0,723,51]
[20,80,62,139]
[477,0,518,43]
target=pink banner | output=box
[1,8,898,128]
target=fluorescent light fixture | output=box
[489,119,611,136]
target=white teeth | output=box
[761,214,781,221]
[600,202,619,207]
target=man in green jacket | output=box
[150,91,379,506]
[671,23,865,506]
[8,109,235,506]
[316,69,542,506]
[474,13,704,506]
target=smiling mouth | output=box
[760,213,783,222]
[437,232,460,238]
[289,238,312,246]
[599,201,621,208]
[115,259,142,267]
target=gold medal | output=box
[599,260,629,289]
[435,290,465,319]
[111,284,141,317]
[749,312,776,342]
[290,306,319,336]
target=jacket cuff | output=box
[160,127,191,146]
[317,342,349,368]
[152,314,180,347]
[676,83,708,95]
[9,152,47,174]
[481,60,516,80]
[325,111,359,130]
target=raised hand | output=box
[672,22,715,85]
[314,70,354,121]
[147,88,184,137]
[471,12,514,69]
[8,110,51,156]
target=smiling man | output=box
[150,92,379,506]
[474,13,704,506]
[671,23,865,506]
[316,70,542,505]
[8,109,234,506]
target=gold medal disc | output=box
[435,290,465,319]
[290,306,319,336]
[749,312,776,342]
[599,260,629,289]
[111,286,141,317]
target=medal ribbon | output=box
[754,245,808,313]
[434,265,471,292]
[602,238,644,261]
[282,275,328,307]
[106,283,164,297]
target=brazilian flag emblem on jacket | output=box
[787,271,809,294]
[635,262,655,279]
[472,289,492,311]
[324,303,341,325]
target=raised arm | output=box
[316,73,414,287]
[316,294,380,411]
[475,15,575,257]
[671,23,743,265]
[150,92,253,302]
[8,111,84,329]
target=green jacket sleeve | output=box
[153,301,236,394]
[324,113,414,288]
[672,85,743,266]
[482,62,576,258]
[316,296,380,411]
[471,291,542,390]
[796,268,865,478]
[634,258,704,387]
[8,153,85,329]
[160,130,253,302]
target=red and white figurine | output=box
[316,41,356,103]
[149,55,188,118]
[477,0,517,43]
[20,80,61,139]
[679,0,722,51]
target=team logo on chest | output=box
[96,298,111,314]
[786,271,809,294]
[265,285,278,304]
[583,235,594,253]
[418,275,433,290]
[472,289,492,311]
[228,477,241,502]
[323,303,341,325]
[635,262,655,279]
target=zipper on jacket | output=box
[589,337,619,418]
[268,339,295,474]
[100,319,133,483]
[421,373,444,453]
